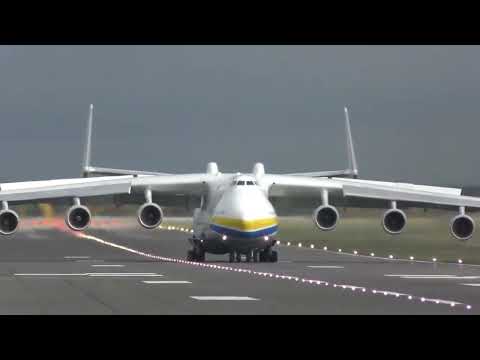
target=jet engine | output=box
[0,209,19,235]
[137,203,163,229]
[450,213,475,241]
[66,205,91,231]
[382,208,407,234]
[313,205,339,231]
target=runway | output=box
[0,217,478,314]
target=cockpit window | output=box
[237,181,245,185]
[246,181,255,185]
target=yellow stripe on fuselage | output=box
[211,216,278,232]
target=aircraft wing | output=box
[131,174,210,196]
[262,174,479,208]
[0,176,133,203]
[0,173,212,204]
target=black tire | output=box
[245,251,252,263]
[269,250,278,263]
[228,252,235,263]
[259,251,267,263]
[236,253,242,262]
[194,245,205,262]
[187,250,195,261]
[253,251,259,263]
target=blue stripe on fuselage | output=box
[210,224,278,238]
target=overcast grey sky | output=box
[0,45,479,185]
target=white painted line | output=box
[143,281,192,284]
[190,296,259,301]
[91,265,125,267]
[14,273,85,276]
[385,274,480,280]
[64,256,90,259]
[462,283,480,287]
[308,266,344,269]
[14,272,162,278]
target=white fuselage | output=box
[190,174,278,254]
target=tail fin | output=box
[286,107,359,178]
[82,104,94,177]
[344,107,359,178]
[80,104,170,177]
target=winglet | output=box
[344,107,359,178]
[82,104,94,177]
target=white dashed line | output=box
[143,281,192,284]
[385,274,480,280]
[91,265,125,268]
[461,283,480,287]
[190,296,259,301]
[14,273,85,276]
[14,272,162,277]
[64,256,90,259]
[308,266,344,269]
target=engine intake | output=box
[450,214,475,241]
[0,209,19,235]
[138,203,163,229]
[382,209,407,234]
[313,205,339,231]
[66,205,91,231]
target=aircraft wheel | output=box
[253,251,259,263]
[259,251,267,263]
[236,252,242,262]
[245,251,252,263]
[229,252,235,263]
[187,250,195,261]
[194,245,205,262]
[269,250,278,263]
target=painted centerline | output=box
[308,266,344,269]
[14,272,163,278]
[191,296,259,301]
[143,281,192,284]
[91,265,125,267]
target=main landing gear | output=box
[187,243,205,262]
[228,248,278,263]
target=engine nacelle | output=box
[137,203,163,229]
[450,214,475,241]
[66,205,91,231]
[382,209,407,234]
[313,205,339,231]
[0,209,19,235]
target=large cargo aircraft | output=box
[0,105,477,263]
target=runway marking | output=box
[462,284,480,287]
[14,273,86,276]
[74,232,473,311]
[91,265,125,268]
[386,275,480,280]
[64,256,90,259]
[143,281,192,284]
[14,272,163,278]
[190,296,259,301]
[308,266,344,269]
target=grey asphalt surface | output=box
[0,218,479,314]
